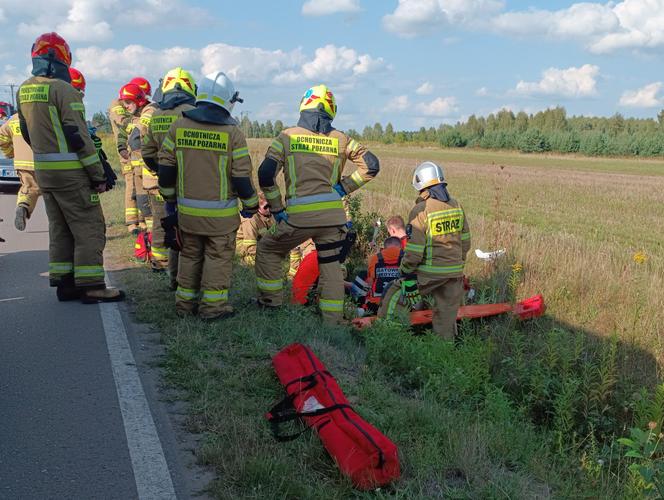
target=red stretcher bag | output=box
[134,231,152,261]
[266,343,400,490]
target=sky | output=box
[0,0,663,131]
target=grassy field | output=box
[101,137,664,498]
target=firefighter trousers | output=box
[16,170,41,217]
[123,170,140,228]
[379,276,464,341]
[255,223,347,325]
[43,187,106,289]
[148,189,168,269]
[176,230,235,319]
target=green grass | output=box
[369,144,664,176]
[100,139,663,499]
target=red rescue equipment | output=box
[266,343,400,490]
[134,231,152,261]
[352,294,546,330]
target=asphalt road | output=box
[0,192,195,499]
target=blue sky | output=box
[1,0,663,130]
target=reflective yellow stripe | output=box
[232,147,249,160]
[461,232,471,241]
[140,116,152,126]
[74,265,105,278]
[49,262,73,274]
[219,156,228,200]
[197,93,226,107]
[70,102,85,113]
[330,158,340,184]
[125,208,139,215]
[178,205,238,218]
[405,242,425,254]
[111,105,127,115]
[242,195,258,207]
[241,239,257,245]
[151,246,168,259]
[80,153,99,167]
[263,188,281,200]
[177,151,184,198]
[386,287,401,318]
[48,106,68,153]
[160,186,176,197]
[417,264,464,274]
[270,139,284,153]
[176,287,198,300]
[350,170,367,188]
[286,200,343,214]
[34,160,83,170]
[287,156,297,198]
[257,278,283,291]
[201,289,229,303]
[348,139,360,152]
[14,160,34,168]
[319,299,343,312]
[162,137,175,151]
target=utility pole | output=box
[0,83,18,109]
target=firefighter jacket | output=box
[367,246,403,301]
[17,76,104,191]
[237,212,274,260]
[260,125,379,227]
[119,103,157,187]
[141,94,195,175]
[158,114,258,236]
[0,114,34,171]
[400,190,471,281]
[108,98,131,174]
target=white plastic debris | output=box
[475,248,506,261]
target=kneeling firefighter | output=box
[158,71,258,320]
[17,32,123,302]
[255,84,380,324]
[379,162,471,340]
[142,67,196,279]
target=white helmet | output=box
[196,71,243,113]
[412,161,446,191]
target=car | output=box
[0,151,20,191]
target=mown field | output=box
[101,137,664,499]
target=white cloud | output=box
[74,42,385,90]
[394,95,410,111]
[416,96,458,116]
[515,65,600,98]
[383,0,505,37]
[302,0,361,16]
[383,0,664,54]
[274,44,386,84]
[0,8,6,23]
[476,87,489,97]
[619,82,664,108]
[416,81,433,95]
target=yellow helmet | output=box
[161,67,197,97]
[299,84,337,119]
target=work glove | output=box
[240,205,258,219]
[118,147,129,160]
[333,183,346,197]
[345,220,353,230]
[400,279,422,309]
[161,213,181,251]
[100,151,117,191]
[273,210,288,224]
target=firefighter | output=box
[364,236,403,314]
[117,83,156,235]
[255,84,380,324]
[17,32,123,302]
[142,67,196,276]
[236,192,273,266]
[380,162,470,340]
[0,112,37,231]
[158,71,258,320]
[108,85,139,232]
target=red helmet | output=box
[119,83,148,108]
[69,67,86,93]
[129,77,151,96]
[31,32,72,66]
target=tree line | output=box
[95,106,664,158]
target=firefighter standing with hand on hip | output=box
[381,162,470,340]
[142,68,197,279]
[17,32,123,303]
[158,71,258,320]
[255,84,380,325]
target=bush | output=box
[439,129,467,148]
[519,128,551,153]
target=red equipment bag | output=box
[266,343,400,490]
[134,231,152,261]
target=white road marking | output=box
[99,302,177,500]
[0,296,25,302]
